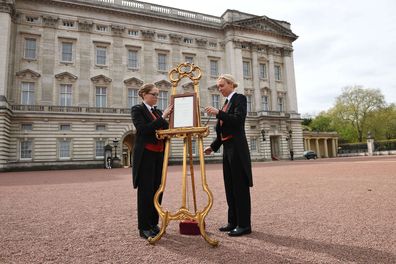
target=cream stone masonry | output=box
[0,0,303,171]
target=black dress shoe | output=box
[219,223,236,232]
[139,229,155,239]
[151,225,160,235]
[228,226,252,236]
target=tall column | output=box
[324,138,328,158]
[307,139,311,150]
[315,138,320,157]
[0,1,15,170]
[267,47,276,111]
[251,46,260,111]
[332,139,337,157]
[282,49,298,113]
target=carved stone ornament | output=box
[141,30,155,40]
[123,77,143,86]
[154,80,171,89]
[90,74,112,84]
[42,15,59,28]
[182,81,194,91]
[78,20,93,32]
[169,33,182,43]
[0,0,15,15]
[16,69,41,79]
[207,84,217,91]
[260,87,270,95]
[111,24,125,35]
[55,72,78,81]
[282,47,293,57]
[195,38,207,47]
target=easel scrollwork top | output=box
[148,62,219,247]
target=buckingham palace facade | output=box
[0,0,303,171]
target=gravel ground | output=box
[1,156,395,264]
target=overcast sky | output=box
[141,0,396,115]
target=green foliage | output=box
[303,86,394,143]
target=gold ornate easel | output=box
[148,62,219,247]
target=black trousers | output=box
[222,140,251,228]
[137,149,163,230]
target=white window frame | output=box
[20,140,33,160]
[127,50,139,69]
[275,65,282,81]
[259,63,267,79]
[262,95,269,111]
[157,53,167,71]
[212,94,220,109]
[277,97,284,112]
[96,46,107,66]
[24,38,37,60]
[157,90,168,110]
[210,60,218,77]
[59,139,71,160]
[243,61,251,78]
[95,87,107,108]
[250,137,257,152]
[95,140,105,158]
[21,82,35,105]
[246,95,253,112]
[128,88,139,107]
[59,84,72,106]
[61,42,73,63]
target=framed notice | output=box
[170,92,197,128]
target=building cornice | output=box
[0,0,15,16]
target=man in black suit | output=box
[131,83,173,239]
[204,74,253,236]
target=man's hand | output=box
[204,106,219,116]
[204,146,213,155]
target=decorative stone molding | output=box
[282,47,293,57]
[42,15,59,28]
[154,80,171,89]
[55,72,78,81]
[195,38,207,47]
[90,74,112,84]
[207,84,217,91]
[111,24,125,35]
[0,0,15,15]
[141,30,155,40]
[277,91,286,97]
[244,88,254,95]
[78,20,93,32]
[16,69,41,79]
[260,87,271,95]
[169,33,182,44]
[123,77,143,86]
[182,81,194,91]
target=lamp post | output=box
[113,138,119,159]
[286,129,293,160]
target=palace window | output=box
[127,50,138,69]
[21,124,33,131]
[243,61,251,78]
[262,95,269,111]
[59,140,71,159]
[275,65,282,81]
[246,95,252,112]
[96,47,107,65]
[96,124,106,131]
[259,63,267,79]
[157,91,168,110]
[250,138,257,151]
[212,94,220,109]
[95,87,107,107]
[60,84,72,106]
[20,140,33,159]
[128,89,139,107]
[61,42,73,62]
[95,140,105,158]
[24,38,37,59]
[277,97,284,112]
[60,124,71,131]
[210,60,218,77]
[157,54,167,71]
[21,82,35,105]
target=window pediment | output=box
[154,80,171,89]
[124,77,143,86]
[207,84,217,91]
[90,74,112,84]
[16,69,41,79]
[55,72,78,81]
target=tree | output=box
[310,111,334,132]
[332,86,385,142]
[366,103,396,140]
